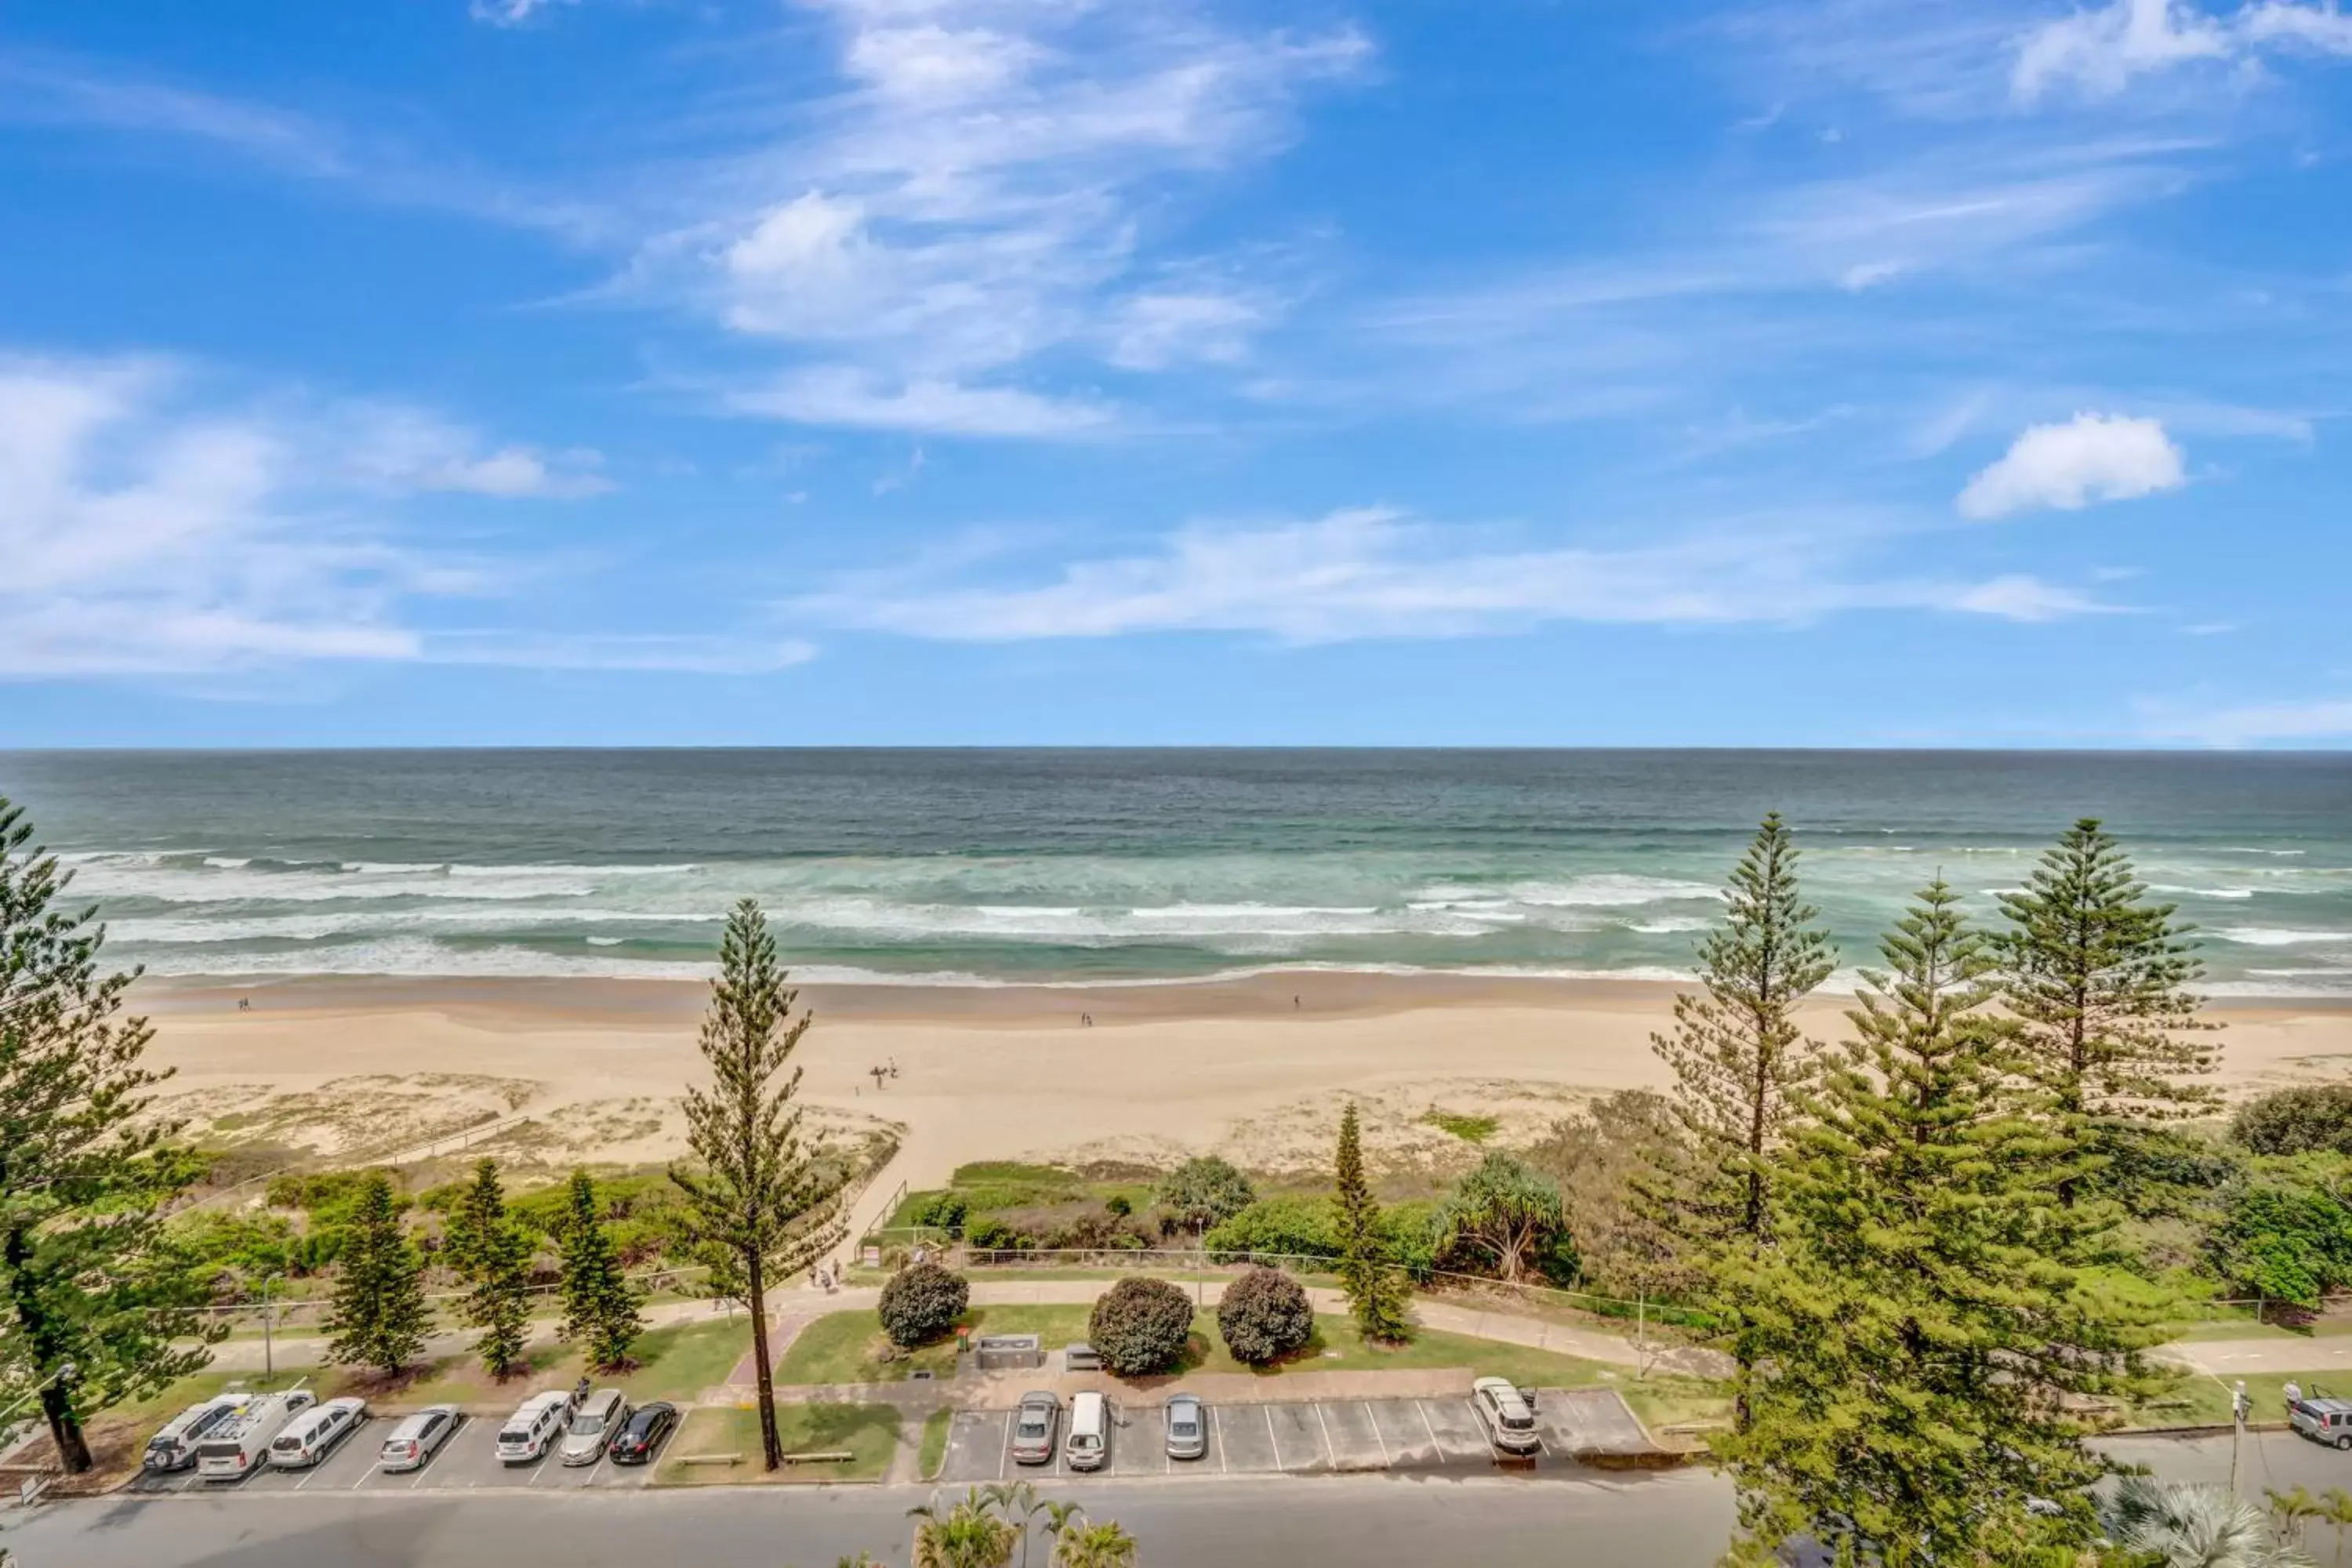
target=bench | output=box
[679,1452,742,1467]
[781,1450,855,1465]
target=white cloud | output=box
[333,408,614,499]
[420,632,817,673]
[724,368,1115,437]
[2013,0,2352,101]
[470,0,578,27]
[789,506,2110,643]
[0,357,419,675]
[2140,695,2352,745]
[1957,412,2187,517]
[626,0,1370,434]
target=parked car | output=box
[377,1406,460,1473]
[1470,1377,1542,1457]
[268,1397,367,1469]
[1065,1391,1109,1472]
[495,1388,580,1465]
[561,1388,630,1467]
[1163,1393,1207,1461]
[145,1395,245,1473]
[1011,1391,1061,1466]
[196,1390,318,1483]
[606,1402,679,1466]
[2291,1395,2352,1450]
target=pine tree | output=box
[1334,1101,1410,1341]
[0,796,223,1472]
[1716,878,2151,1563]
[450,1159,530,1379]
[2000,818,2219,1203]
[671,899,847,1470]
[325,1172,428,1377]
[1649,812,1836,1248]
[557,1170,643,1372]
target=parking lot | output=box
[936,1389,1651,1485]
[125,1409,671,1497]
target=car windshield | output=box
[1172,1420,1198,1436]
[571,1414,607,1436]
[1017,1420,1046,1438]
[1501,1413,1534,1430]
[1073,1436,1100,1450]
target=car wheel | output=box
[2336,1434,2352,1451]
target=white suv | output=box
[1470,1377,1541,1456]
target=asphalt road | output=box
[9,1430,2351,1568]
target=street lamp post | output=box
[260,1273,285,1381]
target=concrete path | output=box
[2160,1336,2352,1376]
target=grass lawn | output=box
[2120,1367,2352,1430]
[768,1301,1733,1436]
[918,1409,953,1480]
[654,1403,899,1486]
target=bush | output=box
[1202,1197,1341,1262]
[911,1192,970,1235]
[1087,1277,1194,1376]
[1156,1156,1258,1232]
[1105,1194,1133,1218]
[2206,1174,2352,1308]
[967,1218,1021,1250]
[877,1261,970,1348]
[2233,1086,2352,1158]
[1217,1266,1314,1365]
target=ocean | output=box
[0,750,2347,998]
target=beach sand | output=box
[135,972,2352,1189]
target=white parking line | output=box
[1312,1403,1336,1467]
[996,1415,1011,1482]
[1365,1402,1388,1465]
[1414,1399,1441,1454]
[1263,1404,1282,1472]
[1212,1406,1227,1475]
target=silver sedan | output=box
[1164,1393,1207,1461]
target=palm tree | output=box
[1052,1522,1138,1568]
[2321,1490,2352,1566]
[2103,1477,2314,1568]
[982,1480,1046,1568]
[908,1488,1019,1568]
[2274,1488,2328,1555]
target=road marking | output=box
[1312,1402,1336,1468]
[996,1414,1011,1481]
[525,1440,556,1487]
[1212,1405,1227,1475]
[1414,1399,1441,1456]
[1365,1402,1388,1466]
[1264,1403,1282,1472]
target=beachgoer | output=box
[2286,1379,2303,1406]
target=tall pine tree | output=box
[671,899,845,1470]
[1649,811,1836,1248]
[1717,878,2151,1564]
[325,1172,429,1377]
[2000,819,2218,1202]
[558,1170,644,1373]
[448,1159,530,1379]
[0,795,221,1472]
[1334,1101,1410,1341]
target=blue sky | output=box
[3,0,2350,747]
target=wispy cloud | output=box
[2014,0,2352,103]
[1957,411,2187,517]
[2140,693,2352,745]
[789,506,2112,643]
[619,0,1371,435]
[419,631,815,673]
[0,353,674,680]
[470,0,579,27]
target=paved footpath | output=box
[2161,1335,2352,1377]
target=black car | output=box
[605,1401,679,1465]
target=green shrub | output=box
[2232,1086,2352,1158]
[1156,1156,1258,1232]
[911,1192,970,1234]
[877,1261,971,1348]
[1203,1197,1341,1262]
[1105,1194,1132,1218]
[1217,1266,1314,1365]
[967,1218,1021,1250]
[1088,1276,1194,1376]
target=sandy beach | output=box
[136,973,2352,1189]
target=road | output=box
[11,1430,2350,1568]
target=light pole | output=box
[0,1362,77,1427]
[260,1273,285,1381]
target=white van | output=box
[196,1390,318,1482]
[145,1395,245,1473]
[269,1397,367,1469]
[496,1389,578,1465]
[1064,1391,1109,1472]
